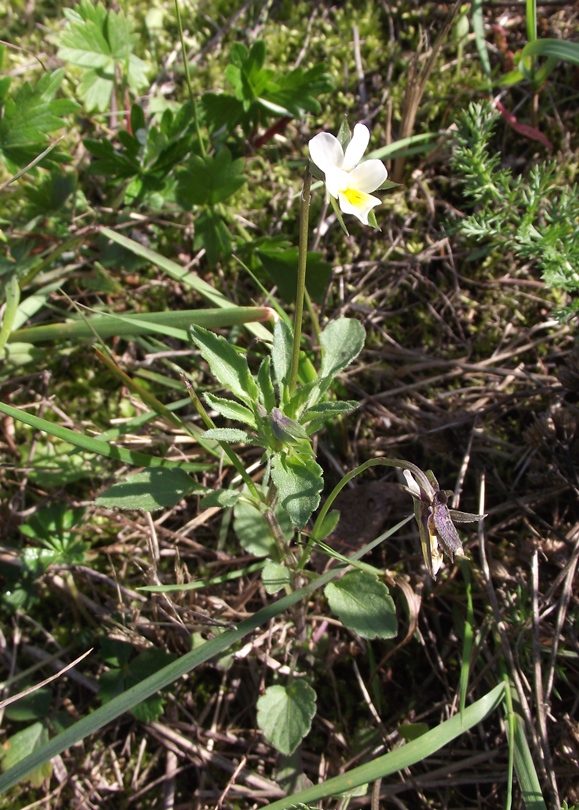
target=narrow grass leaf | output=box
[0,401,206,471]
[471,0,492,77]
[520,38,579,67]
[262,682,505,810]
[11,307,273,344]
[0,563,352,793]
[513,713,548,810]
[0,275,20,351]
[459,558,474,717]
[100,227,271,340]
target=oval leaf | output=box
[96,468,199,511]
[203,428,251,443]
[190,324,259,406]
[325,570,398,639]
[233,498,293,558]
[262,561,291,595]
[271,453,323,529]
[320,318,365,380]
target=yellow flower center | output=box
[343,187,365,207]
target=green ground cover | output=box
[1,0,578,807]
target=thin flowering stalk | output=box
[289,169,312,394]
[174,0,206,158]
[309,457,484,579]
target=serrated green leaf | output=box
[256,247,332,305]
[203,428,251,443]
[302,400,358,422]
[56,0,149,112]
[204,392,257,428]
[0,69,78,168]
[257,681,317,755]
[189,324,259,407]
[176,148,246,207]
[325,570,398,640]
[262,561,291,594]
[193,208,233,268]
[270,453,324,529]
[96,468,200,511]
[272,318,293,394]
[98,647,177,723]
[320,318,366,380]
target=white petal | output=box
[403,470,421,497]
[324,165,350,198]
[348,159,387,193]
[337,188,381,225]
[342,123,370,171]
[308,132,344,175]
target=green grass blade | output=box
[367,131,439,160]
[263,682,506,810]
[100,228,272,341]
[526,0,537,44]
[0,275,20,351]
[471,0,492,78]
[10,306,274,344]
[12,281,62,331]
[0,401,206,471]
[513,713,548,810]
[458,559,474,717]
[520,38,579,66]
[503,675,516,810]
[0,560,359,793]
[139,560,267,592]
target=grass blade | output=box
[471,0,492,78]
[0,401,206,471]
[0,275,20,351]
[520,38,579,67]
[458,559,475,717]
[513,713,548,810]
[263,682,506,810]
[0,517,413,794]
[100,227,272,341]
[10,307,275,344]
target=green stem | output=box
[174,0,206,158]
[311,457,429,540]
[289,170,312,393]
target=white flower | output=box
[308,123,387,225]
